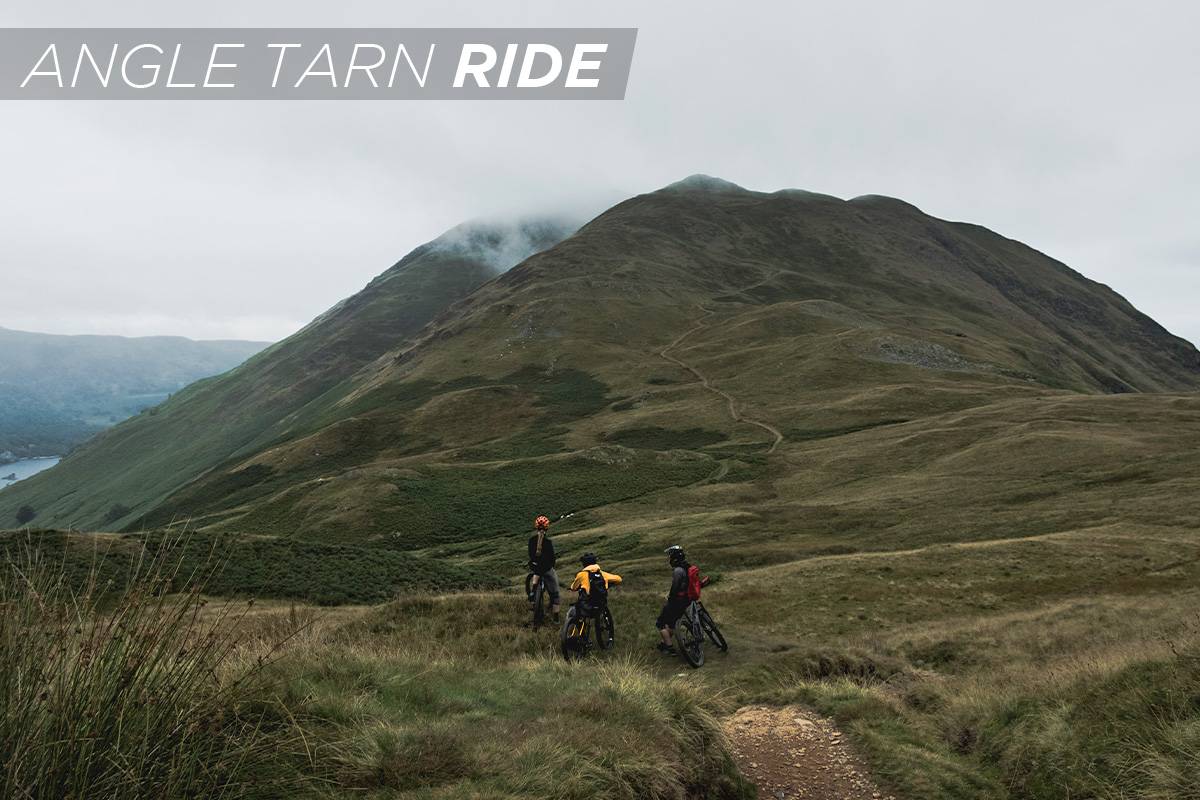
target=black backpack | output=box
[587,569,608,603]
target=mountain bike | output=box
[525,572,552,629]
[560,603,615,662]
[674,582,727,669]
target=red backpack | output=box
[685,565,702,600]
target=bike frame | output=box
[561,602,614,661]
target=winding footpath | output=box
[658,277,785,453]
[672,273,891,796]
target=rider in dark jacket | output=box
[527,516,560,622]
[655,545,690,655]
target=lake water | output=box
[0,456,62,484]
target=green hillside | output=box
[26,175,1190,540]
[0,218,576,529]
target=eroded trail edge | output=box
[724,706,896,800]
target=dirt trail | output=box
[724,706,895,800]
[687,459,732,488]
[659,287,785,453]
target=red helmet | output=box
[535,516,550,531]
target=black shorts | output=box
[656,597,688,630]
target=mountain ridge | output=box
[0,217,578,527]
[2,180,1197,535]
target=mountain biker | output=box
[527,516,560,623]
[655,545,691,655]
[569,552,622,619]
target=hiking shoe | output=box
[656,643,676,655]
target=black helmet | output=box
[665,545,686,565]
[579,552,598,566]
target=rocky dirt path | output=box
[724,706,896,800]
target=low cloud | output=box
[425,216,581,274]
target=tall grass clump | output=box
[973,639,1200,800]
[0,539,300,799]
[269,592,756,799]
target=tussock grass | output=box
[8,520,1200,799]
[944,599,1200,800]
[0,539,308,799]
[238,591,754,799]
[726,587,1200,800]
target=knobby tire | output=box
[561,607,588,663]
[532,578,549,628]
[675,604,705,668]
[596,608,615,650]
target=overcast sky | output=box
[5,1,1199,348]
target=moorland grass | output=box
[599,426,729,451]
[0,538,756,800]
[187,451,718,544]
[7,521,1200,800]
[720,555,1200,800]
[0,530,505,605]
[227,591,756,800]
[0,539,308,799]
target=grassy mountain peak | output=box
[3,180,1197,540]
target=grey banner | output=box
[0,28,637,99]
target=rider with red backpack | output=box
[656,545,700,655]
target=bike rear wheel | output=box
[698,605,727,652]
[561,607,588,662]
[674,605,705,668]
[531,577,551,628]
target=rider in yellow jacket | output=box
[570,552,622,617]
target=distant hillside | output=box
[0,328,269,461]
[2,179,1198,535]
[0,217,578,526]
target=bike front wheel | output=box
[674,605,705,668]
[698,606,727,652]
[595,608,615,650]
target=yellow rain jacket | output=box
[570,564,622,594]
